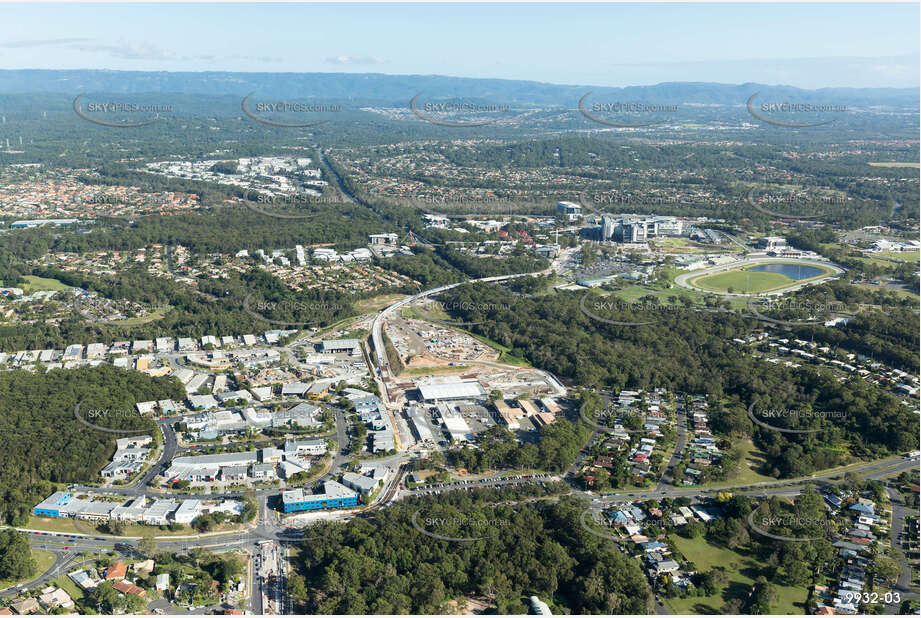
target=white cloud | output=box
[0,37,91,48]
[325,55,385,66]
[72,40,177,61]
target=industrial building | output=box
[493,399,525,430]
[408,406,436,444]
[284,438,328,457]
[172,499,201,524]
[321,339,361,355]
[369,233,399,246]
[758,236,787,250]
[341,471,381,495]
[417,381,486,402]
[437,403,475,442]
[32,492,233,527]
[274,402,323,428]
[164,451,260,483]
[281,481,359,512]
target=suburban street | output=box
[5,271,917,615]
[885,486,920,614]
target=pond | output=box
[747,263,824,280]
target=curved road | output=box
[11,265,915,612]
[674,256,846,297]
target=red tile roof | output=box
[112,580,146,597]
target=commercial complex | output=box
[583,214,686,242]
[32,491,242,526]
[281,481,359,512]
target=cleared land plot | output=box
[876,251,920,263]
[868,162,920,168]
[20,275,72,292]
[667,535,809,615]
[700,439,776,487]
[355,294,406,313]
[104,305,172,326]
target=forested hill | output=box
[437,283,919,478]
[288,492,652,614]
[0,69,916,107]
[0,365,182,525]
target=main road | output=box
[14,260,915,611]
[370,268,552,405]
[12,452,917,614]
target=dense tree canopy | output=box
[0,365,179,524]
[289,494,651,615]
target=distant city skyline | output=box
[0,3,917,89]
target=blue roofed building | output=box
[281,481,359,513]
[823,493,843,509]
[33,491,72,517]
[612,511,629,524]
[849,503,874,515]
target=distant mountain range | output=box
[0,70,916,108]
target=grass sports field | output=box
[688,262,835,294]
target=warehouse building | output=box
[437,403,475,442]
[341,471,380,495]
[417,381,486,402]
[408,407,436,444]
[284,438,327,457]
[275,402,322,428]
[143,499,178,525]
[321,339,361,355]
[33,491,73,518]
[164,451,259,483]
[172,499,201,524]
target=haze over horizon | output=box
[0,3,918,89]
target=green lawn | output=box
[701,439,777,488]
[667,535,809,614]
[26,515,244,538]
[105,305,171,326]
[876,251,920,263]
[26,516,87,534]
[853,284,919,301]
[653,237,734,254]
[690,270,793,294]
[51,573,85,601]
[599,271,756,313]
[20,275,72,292]
[689,262,835,294]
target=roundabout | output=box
[674,257,844,297]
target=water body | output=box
[747,263,824,280]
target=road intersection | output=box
[6,270,916,614]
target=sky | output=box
[0,3,917,89]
